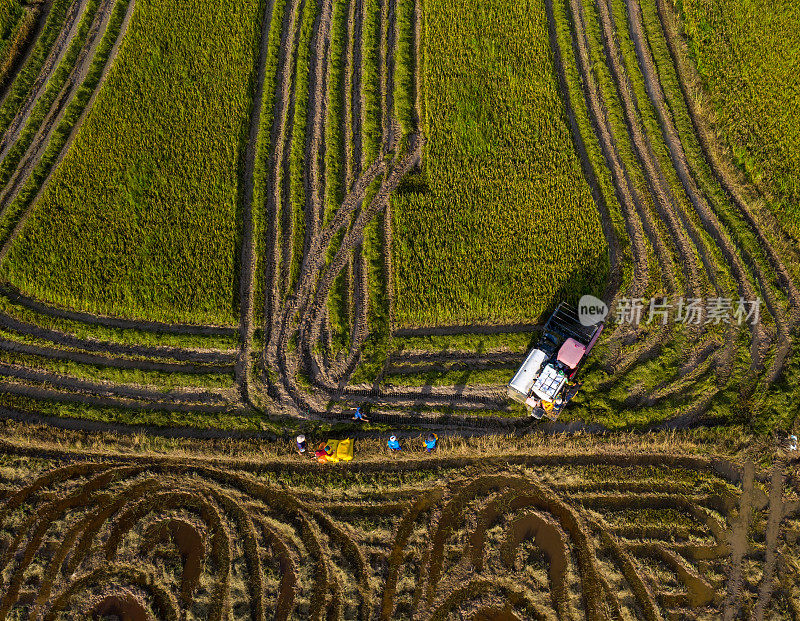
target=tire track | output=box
[0,0,136,264]
[235,0,275,399]
[652,0,800,280]
[263,0,304,371]
[0,0,87,165]
[274,139,424,411]
[299,0,335,381]
[0,361,233,404]
[753,455,786,621]
[342,0,356,188]
[651,0,800,380]
[389,349,523,364]
[545,0,623,310]
[0,380,239,413]
[0,0,51,106]
[0,0,114,221]
[624,0,788,386]
[723,459,753,620]
[0,312,236,364]
[0,336,232,374]
[556,0,676,377]
[0,285,236,337]
[320,0,399,385]
[616,0,778,378]
[571,0,767,401]
[296,146,419,358]
[590,0,704,306]
[276,0,307,318]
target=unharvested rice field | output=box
[678,0,800,240]
[390,0,608,327]
[0,0,263,325]
[0,424,796,619]
[0,0,794,435]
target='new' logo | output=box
[578,295,608,327]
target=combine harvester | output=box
[508,303,603,419]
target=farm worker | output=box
[387,435,402,451]
[295,434,307,455]
[789,435,798,451]
[352,406,369,421]
[424,433,438,453]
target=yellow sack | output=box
[336,438,354,462]
[324,439,340,463]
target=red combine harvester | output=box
[507,303,603,420]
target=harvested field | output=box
[0,426,795,619]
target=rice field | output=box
[0,1,797,616]
[0,0,264,326]
[391,0,608,328]
[0,424,794,619]
[0,0,795,433]
[678,0,800,240]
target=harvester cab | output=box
[507,303,603,420]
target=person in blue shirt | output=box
[424,433,438,453]
[352,406,369,421]
[295,434,307,455]
[387,435,402,451]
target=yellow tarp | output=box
[321,439,353,462]
[325,439,340,462]
[336,438,354,461]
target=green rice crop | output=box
[677,0,800,239]
[391,0,608,327]
[0,0,22,45]
[0,0,72,126]
[1,0,264,325]
[0,0,100,190]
